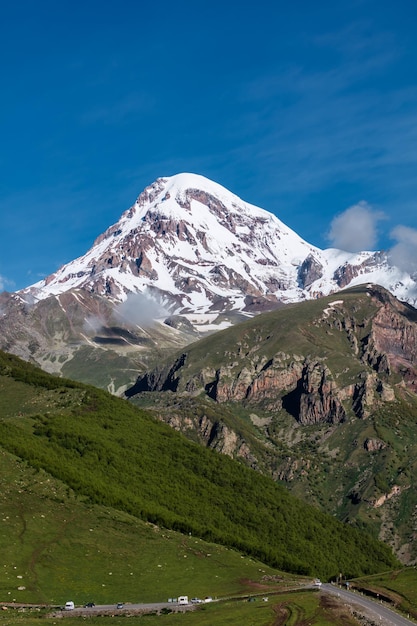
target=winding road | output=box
[321,583,416,626]
[56,585,417,625]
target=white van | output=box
[64,601,75,610]
[178,596,188,605]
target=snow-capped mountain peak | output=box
[21,173,416,314]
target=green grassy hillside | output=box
[127,285,417,562]
[0,349,398,596]
[0,447,302,606]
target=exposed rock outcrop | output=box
[298,254,324,288]
[283,361,346,425]
[364,438,386,452]
[332,252,386,289]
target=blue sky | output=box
[1,0,417,291]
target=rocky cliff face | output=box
[288,361,347,425]
[128,285,417,424]
[364,301,417,391]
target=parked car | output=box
[116,603,124,609]
[84,602,95,608]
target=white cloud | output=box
[114,291,168,328]
[388,225,417,275]
[327,202,384,252]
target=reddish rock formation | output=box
[296,361,346,425]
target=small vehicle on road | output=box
[84,602,95,608]
[116,603,124,609]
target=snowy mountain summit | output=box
[23,173,416,313]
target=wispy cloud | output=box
[114,291,168,328]
[84,314,106,334]
[389,225,417,275]
[327,201,385,252]
[313,19,400,75]
[238,80,417,199]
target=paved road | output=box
[58,601,195,616]
[321,583,416,626]
[58,587,417,625]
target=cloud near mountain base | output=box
[327,202,385,252]
[389,225,417,275]
[114,292,168,328]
